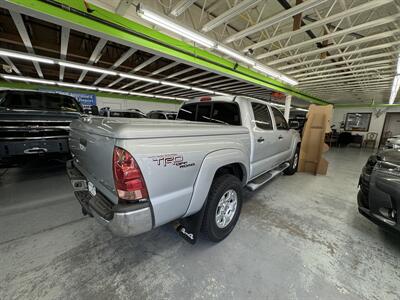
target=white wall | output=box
[96,96,181,113]
[332,106,400,148]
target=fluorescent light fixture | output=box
[130,92,155,97]
[156,95,176,100]
[137,5,216,48]
[161,81,191,89]
[58,62,117,76]
[254,64,298,86]
[0,50,55,64]
[2,74,55,85]
[214,91,231,96]
[389,54,400,104]
[98,87,129,94]
[202,0,262,32]
[57,82,97,90]
[216,45,255,66]
[175,97,189,101]
[191,87,215,94]
[119,73,159,83]
[170,0,197,16]
[296,108,309,112]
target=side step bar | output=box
[246,162,290,191]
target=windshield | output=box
[109,111,146,118]
[0,92,83,113]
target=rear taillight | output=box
[113,146,148,202]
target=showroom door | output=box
[270,106,292,161]
[250,102,281,179]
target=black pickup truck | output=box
[358,149,400,233]
[0,90,83,162]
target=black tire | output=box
[202,174,243,242]
[284,145,300,176]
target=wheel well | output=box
[214,163,245,184]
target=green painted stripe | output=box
[0,81,181,104]
[7,0,328,105]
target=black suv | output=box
[0,90,83,162]
[358,149,400,232]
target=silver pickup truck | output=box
[67,96,300,243]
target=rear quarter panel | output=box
[118,133,250,226]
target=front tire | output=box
[202,174,243,242]
[284,145,300,176]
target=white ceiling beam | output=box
[300,77,393,88]
[268,29,400,66]
[78,38,107,83]
[150,61,180,75]
[59,26,69,81]
[243,0,394,52]
[178,71,209,82]
[278,41,400,71]
[257,14,400,60]
[165,67,196,79]
[93,47,137,85]
[298,68,394,82]
[296,61,395,79]
[201,0,262,32]
[115,0,134,16]
[201,78,236,87]
[10,11,43,78]
[224,0,327,44]
[287,51,399,75]
[108,55,160,87]
[0,56,21,75]
[191,75,221,84]
[170,0,197,17]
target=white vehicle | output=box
[67,96,300,243]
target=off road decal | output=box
[150,154,195,168]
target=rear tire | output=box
[202,174,243,242]
[284,145,300,176]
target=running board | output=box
[246,162,290,191]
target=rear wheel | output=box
[202,174,243,242]
[284,145,300,176]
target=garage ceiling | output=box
[0,0,398,107]
[90,0,400,105]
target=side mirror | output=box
[289,120,300,130]
[91,105,99,116]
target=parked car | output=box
[358,149,400,233]
[0,90,82,162]
[147,110,177,120]
[384,135,400,149]
[67,96,300,243]
[99,107,147,118]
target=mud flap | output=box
[176,204,207,245]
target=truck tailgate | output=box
[69,118,118,204]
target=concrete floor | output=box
[1,148,400,300]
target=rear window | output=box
[0,92,82,113]
[177,102,241,125]
[166,113,176,120]
[109,111,146,118]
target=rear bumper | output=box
[0,138,69,158]
[66,159,153,237]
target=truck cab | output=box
[177,96,300,180]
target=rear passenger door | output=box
[250,102,282,178]
[270,107,292,161]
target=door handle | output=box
[278,135,283,140]
[257,137,265,143]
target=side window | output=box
[251,102,273,130]
[271,107,289,130]
[177,104,196,121]
[212,102,241,125]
